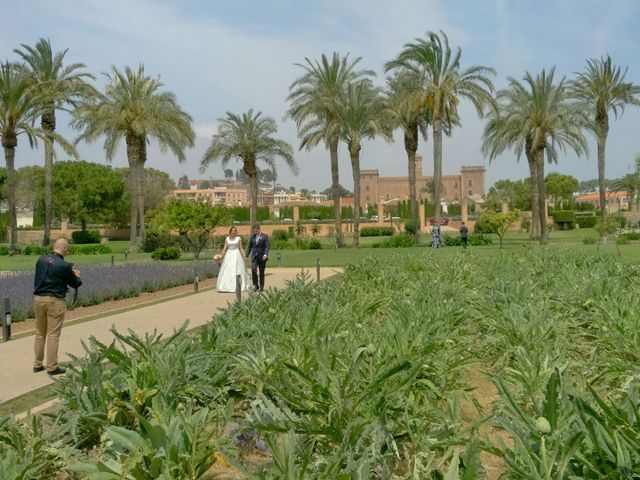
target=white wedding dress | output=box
[216,236,251,292]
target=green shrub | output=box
[142,231,179,253]
[287,226,294,238]
[22,244,51,255]
[361,226,394,237]
[270,239,295,250]
[520,216,531,232]
[71,229,101,244]
[616,216,626,228]
[373,234,414,248]
[0,245,8,256]
[474,217,496,234]
[551,210,575,230]
[151,247,181,260]
[616,236,630,245]
[582,236,597,245]
[620,231,640,241]
[272,229,289,241]
[444,235,493,246]
[69,244,112,255]
[404,220,418,235]
[308,238,322,250]
[576,216,597,228]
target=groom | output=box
[246,224,270,292]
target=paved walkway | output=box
[0,267,340,404]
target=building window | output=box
[454,182,457,188]
[468,190,473,196]
[468,179,472,187]
[366,185,369,191]
[366,195,369,202]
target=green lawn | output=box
[1,230,638,271]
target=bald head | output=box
[53,238,70,256]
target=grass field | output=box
[1,229,638,271]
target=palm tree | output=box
[569,56,640,221]
[200,110,296,227]
[0,62,76,252]
[287,53,374,248]
[383,71,430,244]
[15,38,95,246]
[611,173,640,213]
[72,65,195,248]
[483,68,588,244]
[386,30,495,223]
[335,81,390,247]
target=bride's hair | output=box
[228,227,237,235]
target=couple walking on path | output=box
[216,225,270,293]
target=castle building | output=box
[359,155,485,208]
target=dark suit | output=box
[246,232,270,290]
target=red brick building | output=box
[359,155,485,208]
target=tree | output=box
[386,30,495,223]
[150,198,231,260]
[383,70,430,244]
[611,172,640,212]
[224,168,234,182]
[200,110,296,227]
[336,81,389,246]
[15,38,95,246]
[569,56,640,221]
[321,184,351,199]
[54,161,126,230]
[287,53,374,248]
[0,62,76,251]
[545,172,579,207]
[483,68,588,244]
[72,65,195,249]
[477,210,520,249]
[177,174,189,189]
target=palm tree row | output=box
[286,32,638,247]
[0,39,197,252]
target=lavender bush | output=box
[0,261,218,322]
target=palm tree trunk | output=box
[405,127,419,244]
[528,157,540,240]
[433,119,443,222]
[350,144,361,248]
[3,141,18,252]
[535,149,547,244]
[137,138,147,242]
[329,139,345,247]
[125,134,140,248]
[41,107,56,247]
[597,133,608,221]
[249,173,259,227]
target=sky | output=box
[3,0,640,191]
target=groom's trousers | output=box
[251,257,267,290]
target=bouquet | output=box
[214,254,222,264]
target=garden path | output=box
[0,267,340,404]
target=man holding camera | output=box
[33,238,82,375]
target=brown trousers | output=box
[33,295,66,372]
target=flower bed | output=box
[0,261,217,322]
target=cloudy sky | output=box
[4,0,640,191]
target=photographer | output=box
[33,238,82,375]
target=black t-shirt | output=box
[460,225,469,238]
[33,253,82,298]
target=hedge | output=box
[20,244,113,255]
[576,216,597,228]
[151,247,181,260]
[272,229,289,241]
[360,226,394,237]
[551,210,575,229]
[373,235,414,248]
[72,230,101,244]
[270,238,322,250]
[443,235,493,246]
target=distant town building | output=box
[359,155,485,208]
[171,187,248,207]
[575,191,629,213]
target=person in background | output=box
[33,238,82,375]
[460,221,469,251]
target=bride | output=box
[216,227,251,292]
